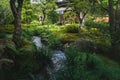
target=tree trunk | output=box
[76,12,86,34]
[108,0,115,46]
[10,0,24,48]
[108,0,120,52]
[114,0,120,52]
[41,8,46,25]
[115,0,120,44]
[76,12,82,34]
[78,17,82,33]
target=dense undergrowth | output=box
[0,20,120,80]
[64,47,120,80]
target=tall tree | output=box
[114,0,120,46]
[115,0,120,28]
[96,0,120,50]
[37,0,56,25]
[10,0,24,48]
[108,0,116,46]
[67,0,91,33]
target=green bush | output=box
[82,27,111,52]
[39,28,61,48]
[3,25,14,33]
[59,47,120,80]
[85,20,109,32]
[47,10,59,24]
[22,7,38,23]
[24,27,61,49]
[83,20,111,52]
[64,24,79,33]
[30,20,40,27]
[1,40,53,80]
[56,22,63,25]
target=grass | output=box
[46,25,80,43]
[54,32,79,43]
[1,23,120,80]
[97,54,120,68]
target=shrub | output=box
[2,25,14,33]
[1,41,53,80]
[64,24,79,33]
[83,20,111,52]
[47,10,59,24]
[24,27,61,49]
[56,22,63,25]
[85,20,109,32]
[82,27,111,52]
[30,20,40,27]
[41,31,61,49]
[63,11,75,24]
[37,28,61,48]
[61,47,120,80]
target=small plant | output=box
[64,24,79,33]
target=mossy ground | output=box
[0,24,120,80]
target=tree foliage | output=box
[35,0,57,25]
[0,0,13,25]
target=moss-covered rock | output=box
[70,39,97,53]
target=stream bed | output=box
[32,36,67,80]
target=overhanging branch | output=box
[96,0,109,12]
[10,0,17,15]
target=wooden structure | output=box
[56,0,73,7]
[56,0,68,8]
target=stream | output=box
[32,36,67,80]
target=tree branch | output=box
[10,0,17,15]
[82,10,88,21]
[17,0,24,13]
[96,0,109,12]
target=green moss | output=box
[59,33,80,43]
[64,24,79,33]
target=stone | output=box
[70,39,97,53]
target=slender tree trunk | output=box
[108,0,115,46]
[76,12,86,34]
[76,12,82,34]
[78,17,82,33]
[10,0,24,48]
[41,9,46,25]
